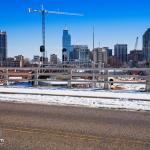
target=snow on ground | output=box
[0,86,150,111]
[0,93,150,111]
[0,86,149,100]
[116,83,145,91]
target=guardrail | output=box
[0,67,150,91]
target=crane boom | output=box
[46,10,83,16]
[29,8,83,16]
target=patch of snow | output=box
[0,94,149,111]
[0,87,150,100]
[0,87,149,111]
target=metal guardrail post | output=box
[146,70,150,91]
[92,62,96,88]
[34,68,39,86]
[68,69,72,88]
[92,70,95,88]
[104,70,109,90]
[5,69,9,86]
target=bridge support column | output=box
[67,69,72,88]
[4,69,9,86]
[34,69,39,86]
[67,81,71,88]
[92,72,96,88]
[104,70,109,90]
[5,69,9,86]
[146,74,150,91]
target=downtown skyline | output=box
[1,0,150,59]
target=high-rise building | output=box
[114,44,127,65]
[102,47,112,57]
[143,28,150,62]
[62,28,71,60]
[108,49,113,57]
[71,45,90,63]
[93,47,108,65]
[0,30,7,62]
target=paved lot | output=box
[0,102,150,150]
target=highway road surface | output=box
[0,102,150,150]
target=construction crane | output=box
[134,36,139,51]
[29,4,83,64]
[132,36,139,66]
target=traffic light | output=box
[40,45,45,52]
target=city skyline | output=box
[1,0,150,59]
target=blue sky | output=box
[1,0,150,59]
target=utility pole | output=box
[92,26,96,69]
[92,26,95,88]
[93,26,95,51]
[29,4,83,65]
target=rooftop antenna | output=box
[29,4,83,65]
[99,41,100,48]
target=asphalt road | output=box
[0,102,150,150]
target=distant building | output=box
[31,55,40,66]
[0,30,7,63]
[107,48,112,57]
[102,47,112,57]
[143,28,150,62]
[93,47,108,65]
[15,55,23,61]
[128,50,143,62]
[50,54,58,65]
[62,28,71,61]
[15,55,24,68]
[44,57,48,64]
[5,55,24,67]
[33,55,40,62]
[62,48,68,63]
[114,44,127,65]
[108,56,119,67]
[71,45,91,63]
